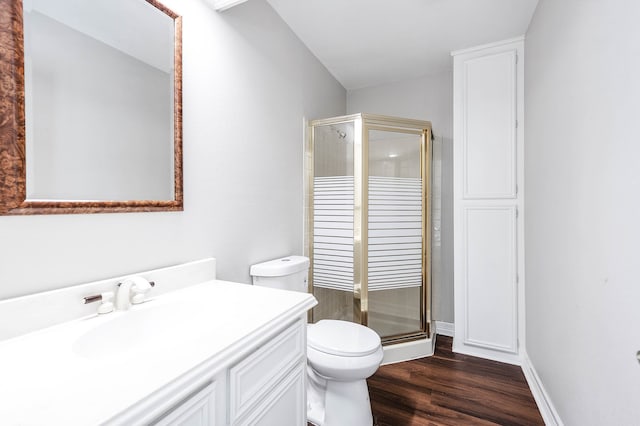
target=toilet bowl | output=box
[250,256,383,426]
[307,320,383,381]
[306,320,383,426]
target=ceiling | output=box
[266,0,539,90]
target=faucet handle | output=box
[97,292,114,314]
[128,278,155,304]
[114,277,156,310]
[84,291,115,314]
[98,291,113,314]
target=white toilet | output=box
[250,256,383,426]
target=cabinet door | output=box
[229,321,304,421]
[463,207,517,353]
[153,382,217,426]
[462,50,517,200]
[235,363,306,426]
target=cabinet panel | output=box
[153,382,216,426]
[235,363,305,426]
[229,320,304,421]
[462,51,517,199]
[463,207,517,353]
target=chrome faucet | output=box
[84,279,155,314]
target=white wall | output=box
[347,71,454,323]
[525,0,640,423]
[0,0,345,300]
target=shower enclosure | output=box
[305,114,432,345]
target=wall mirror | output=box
[0,0,182,214]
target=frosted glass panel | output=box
[312,122,355,323]
[368,129,423,337]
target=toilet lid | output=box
[307,320,381,357]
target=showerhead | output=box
[327,125,348,140]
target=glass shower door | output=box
[366,127,429,339]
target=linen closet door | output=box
[452,37,524,364]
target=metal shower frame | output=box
[305,113,433,345]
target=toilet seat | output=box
[307,320,381,357]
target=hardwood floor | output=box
[368,335,544,426]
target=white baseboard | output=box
[521,353,564,426]
[434,321,454,337]
[434,321,561,425]
[452,338,523,365]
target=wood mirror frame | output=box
[0,0,182,215]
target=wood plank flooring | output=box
[368,335,544,426]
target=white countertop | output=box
[0,280,316,425]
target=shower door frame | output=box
[306,113,433,345]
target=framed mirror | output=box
[0,0,182,215]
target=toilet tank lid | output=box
[249,256,310,277]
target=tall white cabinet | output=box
[452,37,524,364]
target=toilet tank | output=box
[249,256,310,292]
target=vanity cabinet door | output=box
[235,363,306,426]
[229,320,305,422]
[153,382,217,426]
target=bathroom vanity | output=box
[0,259,317,425]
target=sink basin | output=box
[73,301,211,360]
